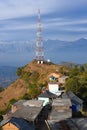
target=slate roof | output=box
[49,109,72,121]
[62,91,83,105]
[13,100,26,106]
[0,117,34,130]
[47,119,77,130]
[38,90,57,98]
[13,99,43,108]
[48,98,72,121]
[47,118,87,130]
[23,100,43,107]
[11,106,42,121]
[52,98,72,107]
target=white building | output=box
[48,83,63,96]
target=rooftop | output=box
[11,106,42,121]
[38,90,57,98]
[13,100,26,107]
[49,109,72,121]
[62,91,83,104]
[52,98,72,107]
[23,100,43,107]
[47,118,87,130]
[13,99,44,107]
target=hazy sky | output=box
[0,0,87,41]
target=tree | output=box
[79,87,87,99]
[69,65,80,78]
[28,84,41,98]
[84,63,87,72]
[79,65,85,73]
[59,66,65,75]
[65,77,80,94]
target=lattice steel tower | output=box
[35,9,44,62]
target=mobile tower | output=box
[35,9,44,64]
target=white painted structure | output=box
[48,83,62,96]
[38,97,49,106]
[37,60,44,64]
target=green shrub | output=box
[0,87,4,92]
[16,67,24,76]
[9,98,17,105]
[22,72,31,81]
[21,93,31,100]
[28,84,41,98]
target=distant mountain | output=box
[0,41,34,53]
[0,38,87,66]
[0,66,18,88]
[44,38,87,64]
[0,41,35,66]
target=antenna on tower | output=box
[35,9,44,64]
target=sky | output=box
[0,0,87,41]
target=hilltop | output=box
[0,60,67,111]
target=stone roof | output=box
[47,118,87,130]
[23,100,43,107]
[11,106,42,121]
[62,91,83,105]
[52,98,72,107]
[49,109,72,121]
[13,100,26,107]
[13,99,43,108]
[48,98,72,121]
